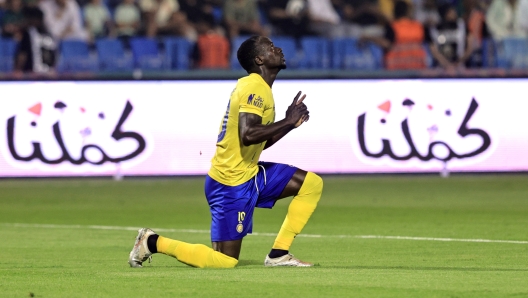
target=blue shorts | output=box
[204,162,298,242]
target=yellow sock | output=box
[273,172,323,250]
[156,236,238,268]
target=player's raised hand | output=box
[293,90,306,105]
[286,91,309,128]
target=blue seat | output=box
[367,42,383,69]
[299,37,330,69]
[271,36,299,69]
[164,37,193,70]
[130,37,166,70]
[496,37,528,69]
[96,38,133,71]
[0,38,17,72]
[480,38,498,68]
[58,39,98,72]
[466,38,497,68]
[212,6,223,24]
[332,38,381,70]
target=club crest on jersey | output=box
[247,94,263,108]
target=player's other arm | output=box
[263,92,310,149]
[239,91,309,148]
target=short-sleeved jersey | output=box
[208,73,275,186]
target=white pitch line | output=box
[353,235,528,244]
[2,223,528,244]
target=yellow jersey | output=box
[208,73,275,186]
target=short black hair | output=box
[394,1,409,19]
[237,36,264,73]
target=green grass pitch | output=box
[1,175,528,297]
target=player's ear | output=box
[254,55,264,66]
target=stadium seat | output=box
[130,37,166,70]
[368,43,383,69]
[332,38,381,70]
[466,38,497,68]
[496,37,528,69]
[299,37,331,69]
[58,39,98,73]
[0,38,17,73]
[96,38,133,71]
[212,6,223,24]
[164,37,193,70]
[481,38,497,68]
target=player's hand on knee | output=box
[286,91,310,128]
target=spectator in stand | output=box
[361,1,427,70]
[463,0,490,66]
[378,0,397,20]
[518,0,528,35]
[39,0,89,41]
[413,0,441,26]
[465,0,488,42]
[265,0,313,39]
[223,0,268,39]
[384,1,427,70]
[306,0,345,38]
[140,0,196,39]
[114,0,141,37]
[339,0,390,39]
[15,7,57,73]
[192,17,229,69]
[179,0,216,27]
[425,3,475,68]
[486,0,526,39]
[83,0,113,39]
[1,0,25,41]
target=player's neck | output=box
[254,68,279,88]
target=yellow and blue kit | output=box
[205,73,297,241]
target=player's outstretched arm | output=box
[239,91,309,148]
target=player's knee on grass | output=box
[215,252,239,268]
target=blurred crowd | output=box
[1,0,528,73]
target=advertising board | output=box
[0,79,526,176]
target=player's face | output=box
[260,38,286,70]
